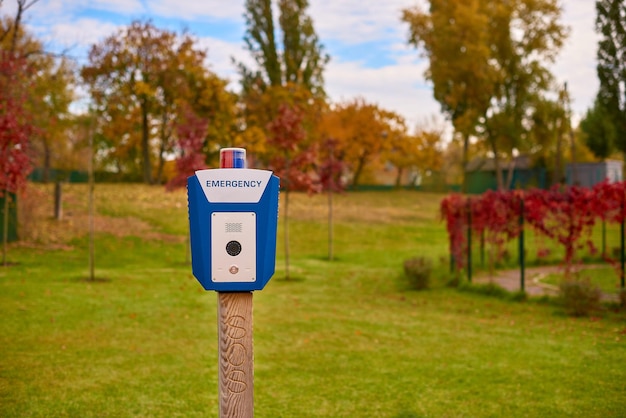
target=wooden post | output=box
[88,129,95,282]
[2,193,9,266]
[466,198,472,283]
[602,219,606,259]
[519,197,525,292]
[620,195,626,290]
[218,292,254,418]
[54,181,63,220]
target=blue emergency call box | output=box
[187,168,279,291]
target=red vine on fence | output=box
[591,180,626,279]
[524,185,596,278]
[441,181,626,279]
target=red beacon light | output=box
[220,147,246,169]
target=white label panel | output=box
[196,169,272,203]
[211,212,256,283]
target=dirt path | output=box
[473,265,619,302]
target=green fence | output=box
[29,168,89,183]
[0,193,18,242]
[466,168,547,194]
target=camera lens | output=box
[226,240,242,256]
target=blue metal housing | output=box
[187,172,279,291]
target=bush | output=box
[403,256,432,290]
[559,278,602,317]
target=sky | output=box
[2,0,599,131]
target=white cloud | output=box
[2,0,144,23]
[196,36,252,86]
[325,53,440,130]
[148,0,244,21]
[310,0,426,44]
[82,0,145,15]
[45,18,121,56]
[1,0,139,60]
[551,0,599,118]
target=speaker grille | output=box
[226,222,242,233]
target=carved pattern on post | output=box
[218,292,253,417]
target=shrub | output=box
[446,274,460,288]
[403,256,432,290]
[559,278,602,317]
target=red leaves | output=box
[0,53,33,195]
[524,186,597,276]
[442,190,522,270]
[441,194,468,268]
[591,180,626,223]
[442,183,626,274]
[317,138,346,193]
[165,106,208,191]
[266,103,318,193]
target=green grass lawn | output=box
[541,265,624,294]
[1,184,625,417]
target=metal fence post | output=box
[519,197,525,292]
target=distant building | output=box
[565,160,623,188]
[465,155,546,194]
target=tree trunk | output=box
[351,154,367,189]
[54,181,62,220]
[156,140,166,185]
[156,111,169,184]
[505,158,517,190]
[2,193,8,266]
[554,124,562,185]
[141,97,152,184]
[395,167,404,188]
[88,130,95,282]
[42,140,51,183]
[328,189,333,261]
[461,132,469,194]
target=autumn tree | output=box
[320,98,403,188]
[236,0,329,164]
[316,137,346,260]
[266,103,317,278]
[402,1,497,192]
[595,0,626,155]
[28,54,75,181]
[237,0,329,271]
[238,0,329,97]
[387,133,420,188]
[1,14,75,186]
[166,105,209,191]
[0,56,32,264]
[527,94,568,182]
[237,82,325,165]
[389,125,445,187]
[81,20,234,183]
[402,0,567,191]
[481,0,567,189]
[580,97,617,160]
[0,0,38,264]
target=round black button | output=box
[226,240,242,256]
